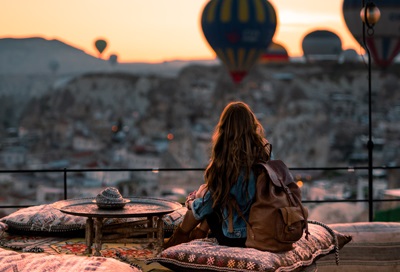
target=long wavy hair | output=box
[204,101,271,210]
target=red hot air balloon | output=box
[343,0,400,69]
[94,39,108,58]
[201,0,277,84]
[260,42,289,63]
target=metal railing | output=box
[1,165,400,222]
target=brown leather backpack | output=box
[244,160,309,252]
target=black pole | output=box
[362,0,374,222]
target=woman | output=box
[164,101,271,248]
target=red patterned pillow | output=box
[147,222,351,272]
[0,247,143,272]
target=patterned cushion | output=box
[0,204,146,235]
[0,247,142,272]
[162,206,187,234]
[147,222,351,272]
[1,205,86,234]
[317,222,400,272]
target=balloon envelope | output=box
[302,30,342,62]
[260,42,289,63]
[201,0,276,84]
[95,39,107,55]
[343,0,400,68]
[109,54,118,65]
[339,49,360,63]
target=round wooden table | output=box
[53,197,182,256]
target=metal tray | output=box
[53,197,183,217]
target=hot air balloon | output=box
[343,0,400,69]
[302,30,342,62]
[109,54,118,65]
[94,39,107,58]
[339,49,360,63]
[260,42,289,63]
[201,0,276,84]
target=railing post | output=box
[63,168,68,200]
[361,0,376,222]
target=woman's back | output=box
[164,101,272,249]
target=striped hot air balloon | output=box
[343,0,400,69]
[201,0,277,84]
[260,42,289,63]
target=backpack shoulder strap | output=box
[257,160,294,187]
[257,160,297,206]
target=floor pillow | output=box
[317,222,400,272]
[146,221,352,272]
[2,201,147,236]
[0,204,87,235]
[162,206,187,236]
[0,247,142,272]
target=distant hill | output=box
[0,37,219,76]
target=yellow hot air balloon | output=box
[201,0,277,84]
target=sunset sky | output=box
[0,0,363,63]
